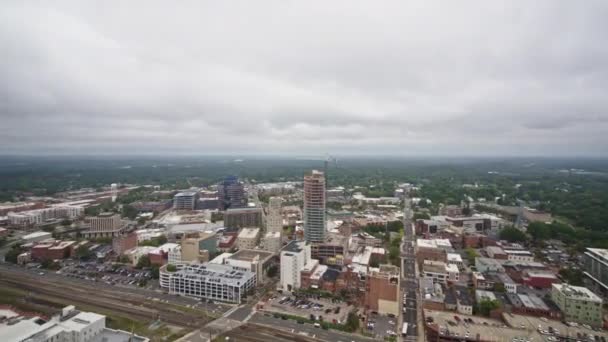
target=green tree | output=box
[122,204,138,220]
[266,264,278,278]
[75,245,93,260]
[5,245,24,263]
[476,299,500,317]
[559,268,584,286]
[117,255,130,263]
[151,265,160,279]
[499,226,528,243]
[166,264,177,272]
[413,212,431,220]
[136,255,151,269]
[465,248,479,264]
[344,312,360,332]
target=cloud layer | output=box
[1,1,608,156]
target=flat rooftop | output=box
[552,283,602,302]
[172,263,256,286]
[228,249,273,262]
[424,309,543,342]
[238,227,260,239]
[282,240,306,254]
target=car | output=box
[388,320,395,325]
[314,323,321,328]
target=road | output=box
[250,312,376,342]
[400,198,418,341]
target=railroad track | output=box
[0,269,212,328]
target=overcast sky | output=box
[1,1,608,157]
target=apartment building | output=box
[224,207,263,229]
[280,240,313,292]
[551,284,603,327]
[303,170,326,243]
[236,227,260,250]
[83,213,124,238]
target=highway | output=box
[400,198,418,341]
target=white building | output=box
[262,231,282,254]
[266,197,283,234]
[447,253,464,269]
[0,305,148,342]
[280,240,312,291]
[21,231,52,244]
[236,227,260,250]
[422,260,460,284]
[163,263,256,304]
[504,249,534,262]
[168,244,182,265]
[224,249,274,284]
[84,213,124,238]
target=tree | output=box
[5,245,24,263]
[166,264,177,272]
[136,255,151,269]
[465,248,479,264]
[344,312,360,332]
[117,255,130,264]
[151,265,160,279]
[60,219,72,226]
[122,204,138,220]
[559,268,584,286]
[413,212,431,220]
[499,226,528,243]
[476,299,500,317]
[75,245,94,260]
[266,265,278,278]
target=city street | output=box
[400,198,418,341]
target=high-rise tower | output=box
[218,176,246,210]
[303,170,326,243]
[267,197,283,234]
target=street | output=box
[400,198,418,341]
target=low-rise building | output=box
[112,232,137,255]
[475,257,505,273]
[262,231,282,254]
[522,271,560,289]
[149,243,180,266]
[163,263,256,304]
[364,264,400,316]
[551,284,603,327]
[0,305,148,342]
[486,246,508,260]
[224,249,274,285]
[504,249,534,262]
[236,227,260,250]
[422,260,459,284]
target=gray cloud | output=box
[1,1,608,156]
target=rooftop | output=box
[237,227,260,239]
[417,238,452,250]
[228,249,273,262]
[172,263,256,286]
[175,191,197,197]
[553,284,602,302]
[282,240,307,254]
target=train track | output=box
[0,269,213,328]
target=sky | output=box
[1,1,608,157]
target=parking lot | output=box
[268,294,350,324]
[365,312,398,339]
[56,261,157,289]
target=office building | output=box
[236,227,260,250]
[266,197,283,234]
[224,249,274,284]
[303,170,326,243]
[280,240,313,291]
[262,231,282,254]
[164,263,256,303]
[218,176,246,210]
[364,264,400,316]
[84,213,123,238]
[181,232,217,263]
[551,284,603,327]
[224,207,263,229]
[173,191,198,210]
[583,248,608,297]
